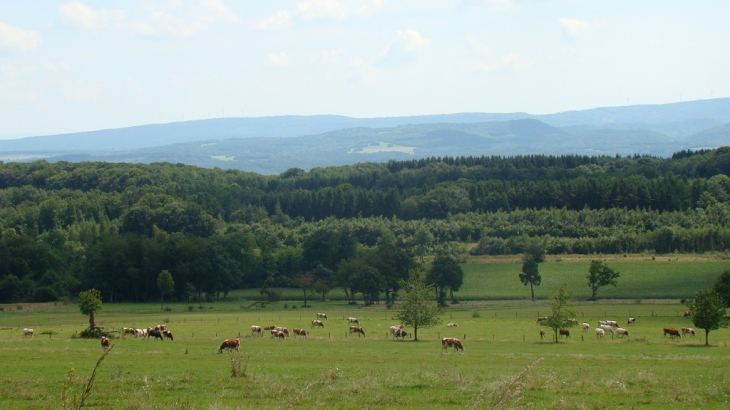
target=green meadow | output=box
[1,256,730,409]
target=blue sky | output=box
[0,0,728,138]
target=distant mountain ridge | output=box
[1,98,729,174]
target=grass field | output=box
[1,299,729,409]
[230,256,730,302]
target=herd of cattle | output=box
[535,316,696,340]
[19,310,698,354]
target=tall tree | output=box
[395,267,441,341]
[426,254,464,306]
[686,289,729,346]
[544,283,577,343]
[522,236,546,263]
[712,270,730,307]
[78,288,103,330]
[519,257,541,302]
[586,260,620,300]
[157,270,174,310]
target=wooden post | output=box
[464,333,466,340]
[581,335,584,342]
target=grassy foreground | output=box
[1,300,729,409]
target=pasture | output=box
[1,301,729,409]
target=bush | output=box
[283,303,289,309]
[188,306,195,311]
[472,311,481,318]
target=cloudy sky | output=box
[0,1,728,138]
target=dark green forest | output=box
[1,148,730,304]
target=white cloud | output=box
[476,53,528,73]
[559,17,590,36]
[255,11,292,30]
[58,2,125,30]
[268,53,290,67]
[297,0,347,21]
[397,29,428,52]
[0,23,40,52]
[45,62,72,74]
[483,0,517,10]
[134,1,238,38]
[1,64,36,78]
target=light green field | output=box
[1,301,729,409]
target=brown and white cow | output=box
[605,320,619,328]
[316,313,328,320]
[348,317,360,325]
[393,328,409,340]
[263,325,277,331]
[616,328,629,338]
[683,310,692,317]
[293,328,308,338]
[163,330,174,341]
[272,330,287,340]
[441,337,464,353]
[627,317,636,325]
[663,327,681,338]
[100,336,111,350]
[251,325,262,336]
[446,323,458,328]
[581,323,590,332]
[390,325,404,335]
[135,328,145,338]
[349,326,365,337]
[681,327,696,337]
[536,317,547,324]
[122,327,136,338]
[559,329,570,338]
[312,320,324,328]
[539,329,545,340]
[22,328,34,337]
[218,339,241,353]
[155,324,167,331]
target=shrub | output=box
[188,306,194,311]
[472,311,481,318]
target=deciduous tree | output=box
[395,267,441,341]
[157,270,174,310]
[519,257,541,302]
[686,289,729,345]
[586,260,620,300]
[78,288,103,330]
[545,283,576,343]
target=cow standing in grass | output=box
[441,338,464,353]
[100,337,111,351]
[218,339,240,353]
[312,320,324,328]
[349,326,365,337]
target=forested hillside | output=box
[1,148,730,304]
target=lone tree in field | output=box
[157,270,175,310]
[395,266,442,341]
[294,273,317,307]
[519,256,541,302]
[426,254,464,306]
[712,270,730,307]
[78,289,103,330]
[686,289,729,346]
[586,260,620,300]
[545,283,577,343]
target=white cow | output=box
[616,328,630,338]
[22,328,34,337]
[605,320,619,328]
[627,317,636,325]
[599,325,614,334]
[390,325,404,335]
[447,323,458,328]
[348,317,360,325]
[581,323,590,332]
[595,328,605,338]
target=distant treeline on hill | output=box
[0,148,729,304]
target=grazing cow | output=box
[272,330,287,339]
[681,327,696,337]
[441,337,465,353]
[147,329,163,340]
[163,330,174,341]
[390,325,404,335]
[22,328,34,337]
[559,329,570,338]
[278,327,289,338]
[598,320,608,326]
[447,323,458,328]
[135,329,145,338]
[627,317,636,326]
[218,339,241,353]
[394,328,409,340]
[348,317,360,325]
[349,326,365,337]
[616,328,629,338]
[263,325,277,331]
[122,327,136,338]
[100,336,111,350]
[316,313,328,320]
[536,317,548,324]
[155,325,167,331]
[293,328,308,338]
[568,318,579,325]
[595,328,605,338]
[251,325,262,336]
[581,323,590,332]
[683,310,692,317]
[605,321,619,328]
[539,329,545,340]
[663,327,681,338]
[599,325,614,334]
[312,320,324,328]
